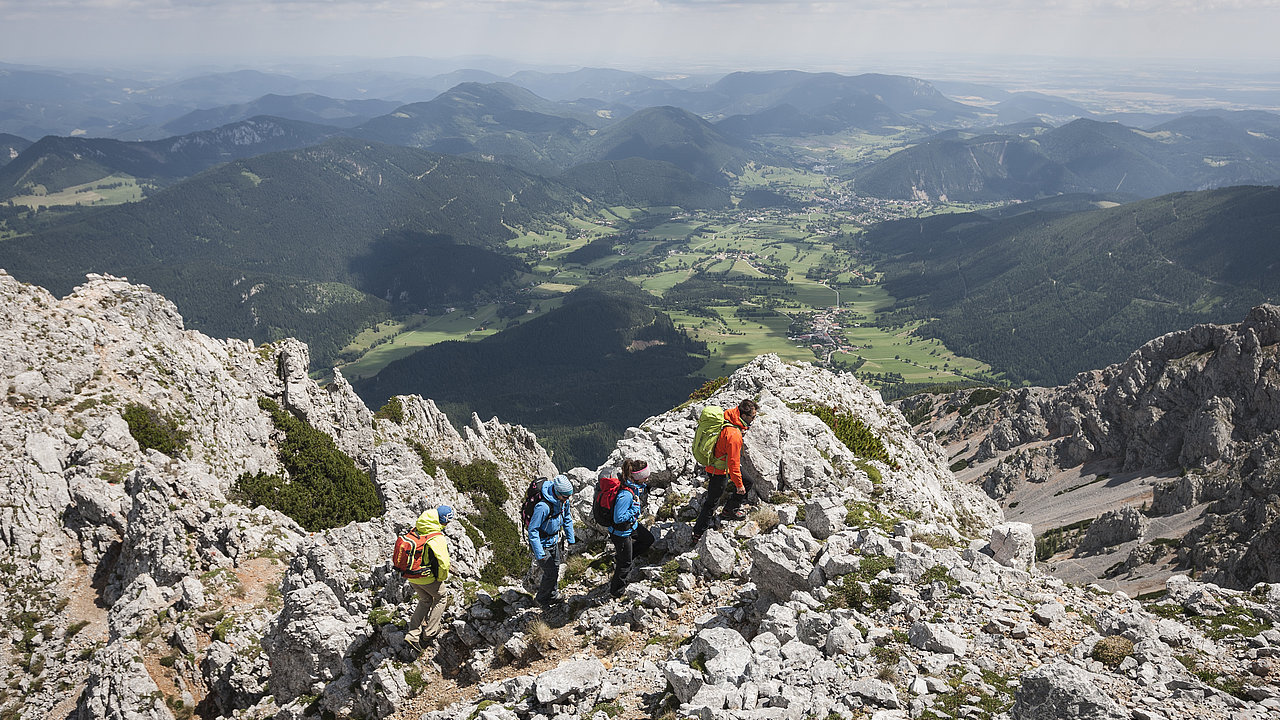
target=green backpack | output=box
[692,405,730,471]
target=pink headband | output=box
[631,465,651,481]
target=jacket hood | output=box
[725,406,748,430]
[419,508,446,535]
[540,479,559,505]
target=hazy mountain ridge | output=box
[161,93,404,135]
[855,115,1280,201]
[0,116,344,199]
[0,133,32,169]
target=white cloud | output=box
[2,0,1278,66]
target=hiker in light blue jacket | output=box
[526,475,576,609]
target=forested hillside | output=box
[863,185,1280,385]
[558,157,731,209]
[0,117,343,199]
[0,138,582,366]
[354,279,707,467]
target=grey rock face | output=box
[75,640,175,720]
[696,530,738,578]
[689,626,753,685]
[907,621,968,657]
[803,495,847,540]
[1075,506,1148,556]
[534,657,606,704]
[932,304,1280,588]
[749,526,822,602]
[1012,661,1127,720]
[989,522,1037,571]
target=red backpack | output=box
[592,471,632,531]
[391,529,442,578]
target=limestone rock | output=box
[534,657,606,704]
[1011,661,1127,720]
[989,522,1037,571]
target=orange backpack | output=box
[391,529,442,578]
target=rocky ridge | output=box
[905,305,1280,592]
[1,272,1277,720]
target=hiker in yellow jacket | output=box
[406,504,452,651]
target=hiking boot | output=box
[691,531,703,546]
[405,632,424,652]
[722,506,749,520]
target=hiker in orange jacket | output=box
[692,399,758,543]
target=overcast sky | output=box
[3,0,1279,72]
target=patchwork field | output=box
[335,168,1000,391]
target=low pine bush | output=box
[122,403,190,457]
[232,398,383,531]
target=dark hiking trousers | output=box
[692,471,753,536]
[609,524,655,597]
[536,549,561,605]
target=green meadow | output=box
[334,170,998,390]
[10,175,148,209]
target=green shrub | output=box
[442,459,509,504]
[403,667,426,695]
[373,397,405,424]
[232,398,383,531]
[122,403,190,456]
[845,501,897,533]
[921,564,958,587]
[409,440,438,476]
[687,376,728,403]
[825,555,896,611]
[795,404,892,465]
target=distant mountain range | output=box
[863,185,1280,385]
[0,133,31,169]
[853,115,1280,201]
[161,94,403,135]
[0,117,342,199]
[1,82,764,198]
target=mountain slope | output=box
[0,133,31,169]
[864,185,1280,385]
[352,82,595,174]
[162,93,402,135]
[0,116,343,199]
[578,105,761,185]
[0,138,582,365]
[3,272,1276,720]
[558,157,731,210]
[354,279,707,466]
[912,304,1280,591]
[854,115,1280,201]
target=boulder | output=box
[534,657,606,704]
[989,522,1036,571]
[1012,661,1127,719]
[689,627,753,685]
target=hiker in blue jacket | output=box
[608,459,655,598]
[527,475,576,609]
